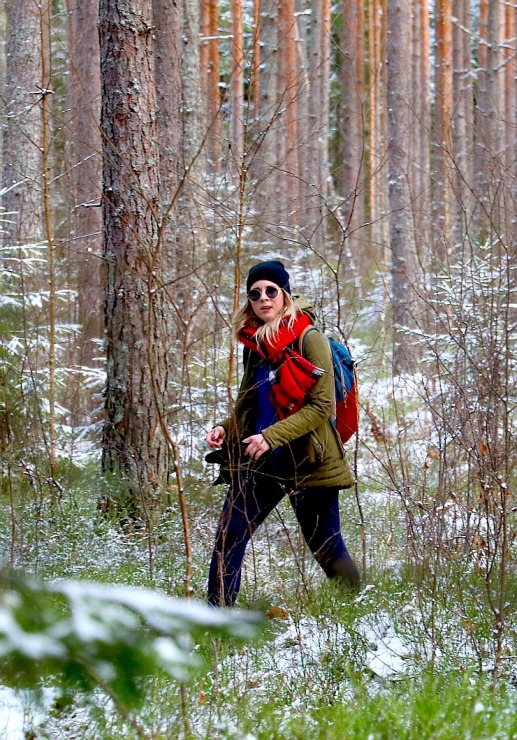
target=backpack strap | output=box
[296,325,317,357]
[296,325,340,428]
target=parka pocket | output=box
[306,431,325,465]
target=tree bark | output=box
[433,0,453,259]
[179,2,207,258]
[69,0,103,354]
[251,0,261,123]
[484,0,503,237]
[2,0,46,250]
[203,0,221,170]
[179,0,207,295]
[475,0,504,237]
[230,0,244,167]
[368,0,389,265]
[153,0,182,311]
[341,0,365,261]
[503,0,516,244]
[200,0,209,100]
[153,0,182,217]
[277,0,299,218]
[250,0,278,241]
[99,0,170,518]
[303,0,331,255]
[411,0,431,258]
[503,2,516,162]
[452,0,474,241]
[386,0,418,374]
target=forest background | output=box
[0,0,516,737]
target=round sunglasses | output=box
[248,286,280,302]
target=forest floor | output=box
[1,326,516,738]
[0,449,516,739]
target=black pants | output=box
[207,471,360,606]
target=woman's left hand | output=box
[242,433,271,460]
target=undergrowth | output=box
[0,462,515,739]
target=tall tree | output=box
[341,0,365,261]
[230,0,244,167]
[250,0,278,242]
[2,0,46,251]
[251,0,261,123]
[2,0,59,468]
[367,0,389,266]
[411,0,431,256]
[153,0,182,219]
[180,0,207,266]
[277,0,299,220]
[433,0,454,258]
[386,0,418,373]
[303,0,331,255]
[503,0,516,244]
[68,0,103,356]
[152,0,182,317]
[99,0,171,518]
[452,0,474,240]
[484,0,504,236]
[200,0,221,169]
[475,0,505,236]
[503,0,516,166]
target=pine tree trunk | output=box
[503,0,516,243]
[386,0,418,374]
[433,0,453,259]
[319,0,331,200]
[153,0,182,215]
[368,0,388,265]
[230,0,244,167]
[452,0,474,240]
[411,0,431,258]
[153,0,182,299]
[484,0,503,237]
[503,1,516,161]
[2,0,45,250]
[277,0,299,225]
[341,0,365,262]
[200,0,209,100]
[99,0,170,519]
[251,0,261,123]
[304,0,331,255]
[181,0,207,233]
[475,0,504,237]
[201,0,221,172]
[69,0,103,355]
[250,0,278,241]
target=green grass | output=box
[0,463,516,739]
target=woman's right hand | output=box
[206,425,226,449]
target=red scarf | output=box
[239,313,324,419]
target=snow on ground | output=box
[360,611,411,678]
[272,610,411,680]
[219,592,414,704]
[0,687,53,740]
[0,687,25,739]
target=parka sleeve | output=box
[260,330,334,450]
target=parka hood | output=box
[294,296,317,324]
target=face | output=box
[248,280,285,323]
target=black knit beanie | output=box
[246,260,291,294]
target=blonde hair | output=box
[233,289,299,345]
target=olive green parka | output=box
[217,311,354,490]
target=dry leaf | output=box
[265,605,289,619]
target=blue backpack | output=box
[297,327,359,443]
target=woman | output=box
[206,260,360,606]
